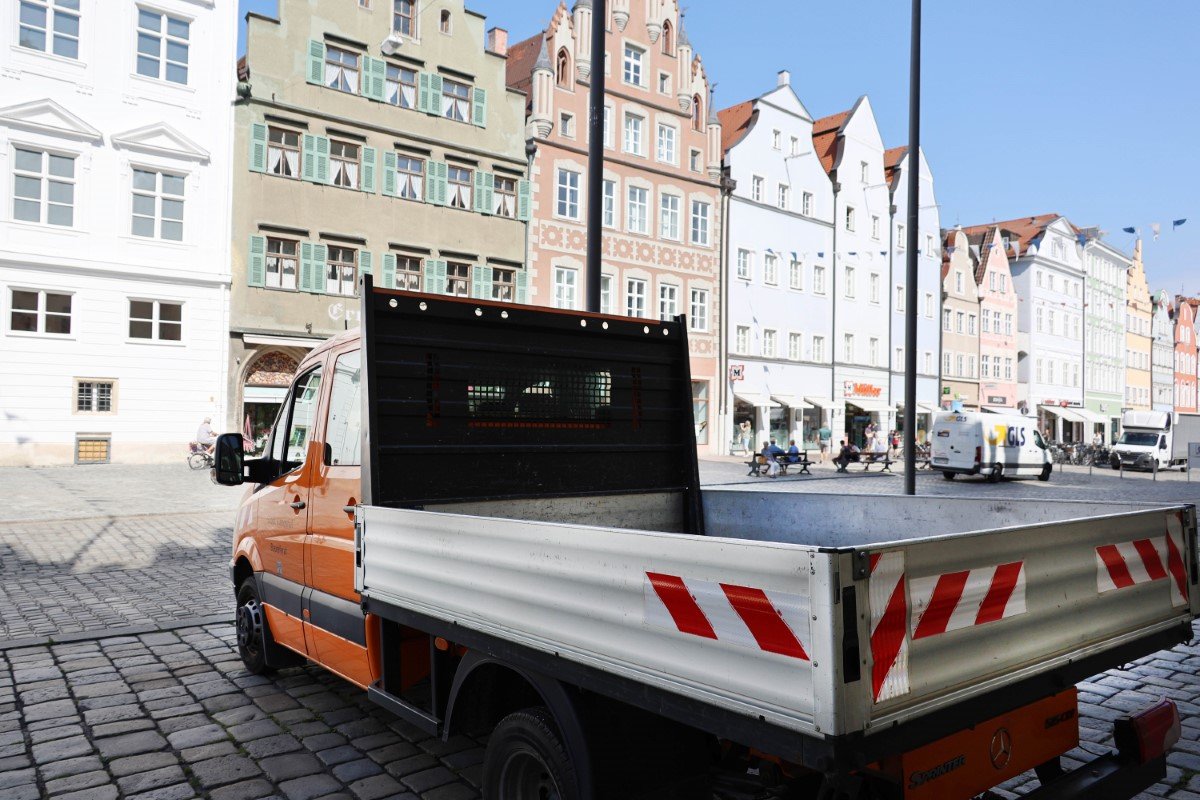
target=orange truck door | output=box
[304,347,373,688]
[255,363,324,659]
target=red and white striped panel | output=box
[1097,519,1188,608]
[869,551,909,703]
[909,562,1026,640]
[644,572,811,661]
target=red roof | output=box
[960,214,1061,257]
[883,146,906,187]
[717,100,755,153]
[811,109,850,176]
[505,32,544,100]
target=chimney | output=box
[777,70,790,87]
[487,26,508,56]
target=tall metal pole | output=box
[903,0,921,494]
[584,0,607,313]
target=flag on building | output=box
[1174,219,1188,230]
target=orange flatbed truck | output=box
[213,278,1196,799]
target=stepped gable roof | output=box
[717,99,755,153]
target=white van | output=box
[930,411,1052,482]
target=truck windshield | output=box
[1117,432,1159,447]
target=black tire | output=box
[942,471,955,480]
[187,452,209,470]
[988,463,1003,483]
[1038,463,1052,482]
[483,707,580,800]
[236,580,273,675]
[1110,455,1121,470]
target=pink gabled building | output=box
[507,0,724,451]
[965,224,1020,410]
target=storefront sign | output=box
[942,386,951,395]
[729,364,745,382]
[987,395,1007,404]
[328,302,361,325]
[844,381,882,399]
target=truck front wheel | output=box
[484,706,580,800]
[236,580,273,675]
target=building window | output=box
[659,284,678,321]
[602,179,616,227]
[396,255,422,291]
[845,206,855,232]
[843,266,855,298]
[329,140,360,189]
[656,124,676,164]
[981,355,990,378]
[871,215,880,240]
[8,288,71,334]
[442,78,472,122]
[790,136,800,156]
[19,0,80,58]
[136,9,189,85]
[942,308,951,330]
[75,380,114,413]
[895,347,903,369]
[659,194,680,240]
[690,200,710,246]
[735,325,749,353]
[494,175,516,218]
[789,333,802,361]
[955,271,963,293]
[689,148,701,172]
[896,285,905,312]
[860,161,868,183]
[553,267,578,309]
[869,273,880,304]
[626,185,648,234]
[925,234,935,256]
[657,72,670,94]
[13,147,75,227]
[789,259,802,290]
[692,94,703,131]
[924,352,933,374]
[1005,313,1012,336]
[801,192,812,216]
[982,311,990,333]
[128,299,181,341]
[661,19,673,54]
[777,184,789,210]
[763,253,778,285]
[386,64,417,108]
[396,155,423,200]
[326,246,357,296]
[689,288,708,332]
[967,314,976,335]
[955,311,964,333]
[736,249,753,281]
[393,0,414,35]
[447,165,472,209]
[556,168,580,219]
[439,9,451,34]
[268,127,301,178]
[623,113,645,155]
[758,331,777,357]
[626,278,646,318]
[869,337,879,366]
[603,105,613,147]
[322,45,360,93]
[559,112,575,138]
[813,336,826,362]
[772,130,781,150]
[813,265,826,294]
[622,44,644,86]
[925,293,934,318]
[131,168,185,241]
[266,237,298,290]
[751,176,763,202]
[445,261,470,296]
[843,333,854,362]
[600,274,614,313]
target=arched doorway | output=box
[242,350,299,454]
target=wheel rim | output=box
[498,749,562,800]
[237,598,263,662]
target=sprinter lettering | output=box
[908,754,966,788]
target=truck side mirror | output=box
[1159,437,1168,450]
[212,433,246,486]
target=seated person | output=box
[870,435,887,456]
[760,440,781,478]
[786,439,801,463]
[834,440,861,472]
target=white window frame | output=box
[789,259,803,291]
[659,193,680,240]
[655,123,677,165]
[777,184,789,210]
[622,43,645,87]
[130,166,185,241]
[555,168,581,220]
[18,0,81,59]
[801,192,812,216]
[7,286,73,337]
[658,283,679,321]
[602,179,616,228]
[623,112,645,156]
[553,266,578,310]
[689,288,709,332]
[813,335,826,362]
[135,7,191,86]
[813,265,826,295]
[625,277,647,318]
[690,200,710,246]
[751,175,763,203]
[626,185,648,234]
[127,298,183,343]
[788,332,802,361]
[762,328,777,358]
[736,249,753,281]
[735,325,750,354]
[12,145,76,228]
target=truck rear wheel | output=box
[988,463,1003,483]
[484,706,580,800]
[942,471,955,480]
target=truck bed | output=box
[356,491,1198,754]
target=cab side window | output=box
[1033,429,1047,449]
[325,350,362,466]
[284,366,324,468]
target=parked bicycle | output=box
[187,441,214,470]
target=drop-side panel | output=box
[357,506,828,735]
[860,507,1196,733]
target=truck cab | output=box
[1111,410,1178,471]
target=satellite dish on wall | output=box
[381,34,403,55]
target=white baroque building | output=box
[718,71,834,450]
[0,0,236,465]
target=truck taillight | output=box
[1115,699,1180,764]
[974,446,981,465]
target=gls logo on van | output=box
[988,425,1028,447]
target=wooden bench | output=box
[859,451,893,472]
[745,453,814,477]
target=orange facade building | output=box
[508,0,724,451]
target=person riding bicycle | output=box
[196,417,217,455]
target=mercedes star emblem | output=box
[989,727,1013,770]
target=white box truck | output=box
[1111,410,1200,471]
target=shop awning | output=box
[845,399,894,414]
[244,386,287,402]
[981,405,1015,414]
[1041,405,1087,424]
[1074,407,1111,425]
[898,401,941,415]
[734,392,780,408]
[771,394,813,410]
[804,397,835,409]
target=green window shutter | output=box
[472,171,487,214]
[302,134,318,182]
[300,242,315,291]
[382,151,397,197]
[381,253,396,289]
[248,235,266,286]
[361,147,377,193]
[315,136,331,184]
[436,163,449,206]
[515,269,529,304]
[517,179,532,221]
[359,56,373,99]
[427,74,444,116]
[358,249,372,279]
[472,87,487,128]
[435,260,448,294]
[372,57,387,101]
[249,123,267,173]
[311,244,328,293]
[424,159,439,204]
[418,72,431,114]
[423,258,439,294]
[306,40,325,85]
[482,173,495,216]
[471,265,485,298]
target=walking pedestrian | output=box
[818,424,832,463]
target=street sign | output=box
[1189,442,1200,471]
[729,364,745,382]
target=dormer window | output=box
[439,9,451,34]
[691,94,703,131]
[556,47,570,87]
[661,19,673,54]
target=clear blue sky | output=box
[237,0,1199,295]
